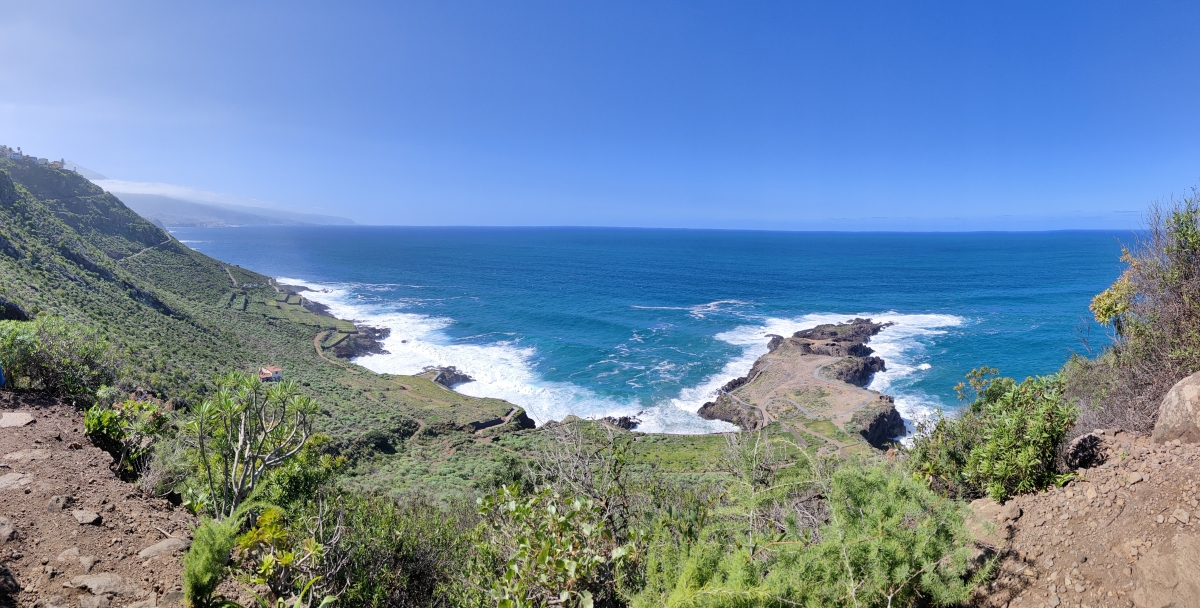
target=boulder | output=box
[0,412,34,428]
[70,572,125,595]
[0,516,15,544]
[0,472,30,491]
[0,564,18,596]
[72,510,102,525]
[1132,532,1200,608]
[1064,432,1107,469]
[47,494,72,511]
[138,536,190,558]
[1154,371,1200,443]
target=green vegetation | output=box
[10,154,1198,607]
[908,371,1075,501]
[1066,189,1200,432]
[84,396,167,478]
[0,316,116,404]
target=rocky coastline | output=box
[420,366,475,388]
[328,325,391,359]
[698,318,905,447]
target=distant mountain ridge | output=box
[113,192,356,227]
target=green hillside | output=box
[0,157,528,493]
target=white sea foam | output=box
[699,312,964,436]
[279,277,735,433]
[284,276,957,436]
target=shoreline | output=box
[273,274,942,437]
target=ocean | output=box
[174,227,1128,434]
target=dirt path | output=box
[973,430,1200,608]
[0,392,193,607]
[118,237,172,263]
[312,330,360,374]
[223,265,238,288]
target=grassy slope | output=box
[0,158,529,494]
[0,158,742,498]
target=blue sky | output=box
[2,1,1199,229]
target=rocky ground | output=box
[0,392,193,608]
[971,429,1200,608]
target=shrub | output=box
[908,371,1075,501]
[184,510,247,608]
[324,491,471,607]
[182,372,316,518]
[0,316,117,404]
[468,484,639,608]
[84,397,167,478]
[1067,189,1200,433]
[630,463,985,608]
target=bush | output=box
[1068,189,1200,433]
[84,397,167,478]
[0,316,117,404]
[631,463,985,607]
[182,372,316,518]
[324,491,471,607]
[907,371,1075,501]
[467,484,639,608]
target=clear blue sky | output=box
[2,1,1199,229]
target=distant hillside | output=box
[112,192,356,227]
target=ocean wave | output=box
[280,276,954,436]
[277,277,736,434]
[632,299,750,319]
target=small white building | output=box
[258,366,283,382]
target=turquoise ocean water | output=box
[173,227,1127,434]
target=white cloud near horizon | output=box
[93,179,292,212]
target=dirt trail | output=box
[972,430,1200,608]
[118,238,172,264]
[0,392,194,608]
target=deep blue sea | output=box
[173,227,1128,434]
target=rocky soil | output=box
[972,429,1200,608]
[0,392,193,608]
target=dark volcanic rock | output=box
[601,415,642,430]
[793,318,891,343]
[0,296,27,321]
[823,356,887,387]
[507,409,536,430]
[697,395,761,430]
[329,326,391,359]
[846,396,905,449]
[1065,432,1107,469]
[423,366,474,388]
[766,334,785,352]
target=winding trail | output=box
[118,237,172,263]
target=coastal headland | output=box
[698,317,906,450]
